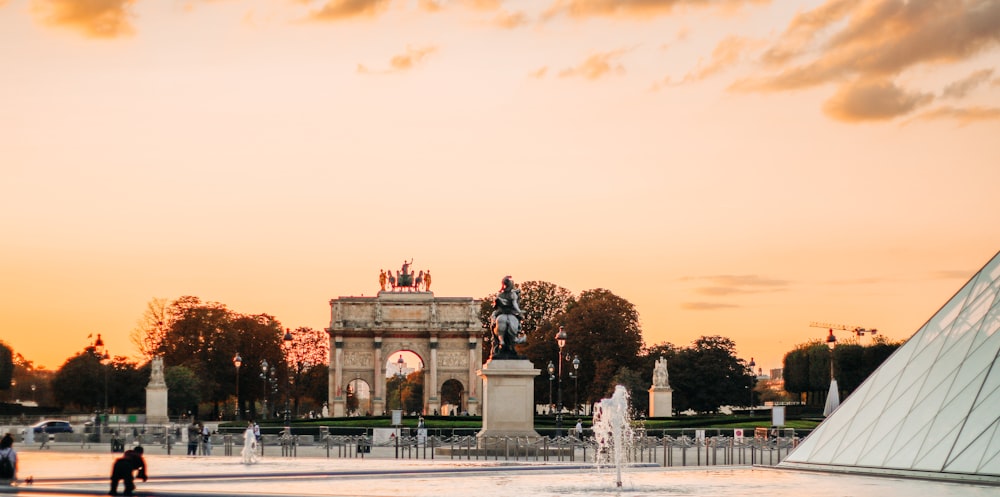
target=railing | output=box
[2,424,799,467]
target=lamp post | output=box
[283,329,294,428]
[31,384,36,404]
[823,329,840,416]
[748,357,756,417]
[233,353,242,421]
[94,334,109,414]
[555,326,567,437]
[396,354,406,412]
[261,359,270,420]
[569,355,580,415]
[547,361,555,415]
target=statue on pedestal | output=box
[489,275,523,360]
[653,357,670,388]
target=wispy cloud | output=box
[32,0,136,38]
[928,269,975,280]
[822,78,933,122]
[357,45,438,74]
[941,69,995,99]
[734,0,1000,122]
[681,274,789,296]
[680,35,758,83]
[681,302,740,310]
[557,49,628,80]
[309,0,391,21]
[908,105,1000,125]
[543,0,767,20]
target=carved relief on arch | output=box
[344,351,373,368]
[437,351,465,369]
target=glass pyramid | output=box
[780,251,1000,484]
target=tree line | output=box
[2,283,903,419]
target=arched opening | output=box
[346,378,371,416]
[385,351,425,415]
[441,379,465,416]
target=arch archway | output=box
[327,291,483,416]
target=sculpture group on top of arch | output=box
[379,259,432,292]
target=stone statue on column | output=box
[649,356,673,417]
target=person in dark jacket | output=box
[109,446,147,496]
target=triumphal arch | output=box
[326,262,483,417]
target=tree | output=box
[402,370,424,414]
[108,357,145,413]
[608,366,648,416]
[0,342,12,392]
[298,364,329,414]
[51,346,105,411]
[555,289,643,410]
[231,314,287,420]
[129,298,170,360]
[165,365,201,416]
[155,297,238,417]
[783,337,901,406]
[668,336,753,413]
[284,326,330,418]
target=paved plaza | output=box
[1,442,996,497]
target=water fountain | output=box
[592,384,634,487]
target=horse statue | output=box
[489,275,523,360]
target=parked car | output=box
[31,420,74,434]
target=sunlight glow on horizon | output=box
[2,0,998,373]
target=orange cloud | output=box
[822,78,933,122]
[740,0,1000,92]
[493,9,529,29]
[682,274,789,295]
[31,0,136,38]
[681,36,756,82]
[543,0,767,19]
[558,49,628,80]
[530,66,549,78]
[941,68,994,99]
[358,45,438,74]
[911,105,1000,125]
[681,302,740,310]
[734,0,1000,122]
[309,0,391,21]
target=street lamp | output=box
[283,329,294,428]
[396,354,406,412]
[261,359,271,420]
[31,384,36,404]
[233,353,242,421]
[94,334,110,414]
[554,326,567,437]
[748,357,756,417]
[823,329,840,416]
[568,355,580,415]
[547,361,555,415]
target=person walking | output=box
[109,446,147,496]
[574,419,584,440]
[0,433,17,485]
[186,421,199,456]
[200,423,212,456]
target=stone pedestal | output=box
[477,359,541,441]
[649,386,673,417]
[146,356,169,424]
[146,385,169,424]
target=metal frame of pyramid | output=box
[780,251,1000,484]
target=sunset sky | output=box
[2,0,999,375]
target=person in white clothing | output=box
[241,422,258,464]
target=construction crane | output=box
[809,322,878,341]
